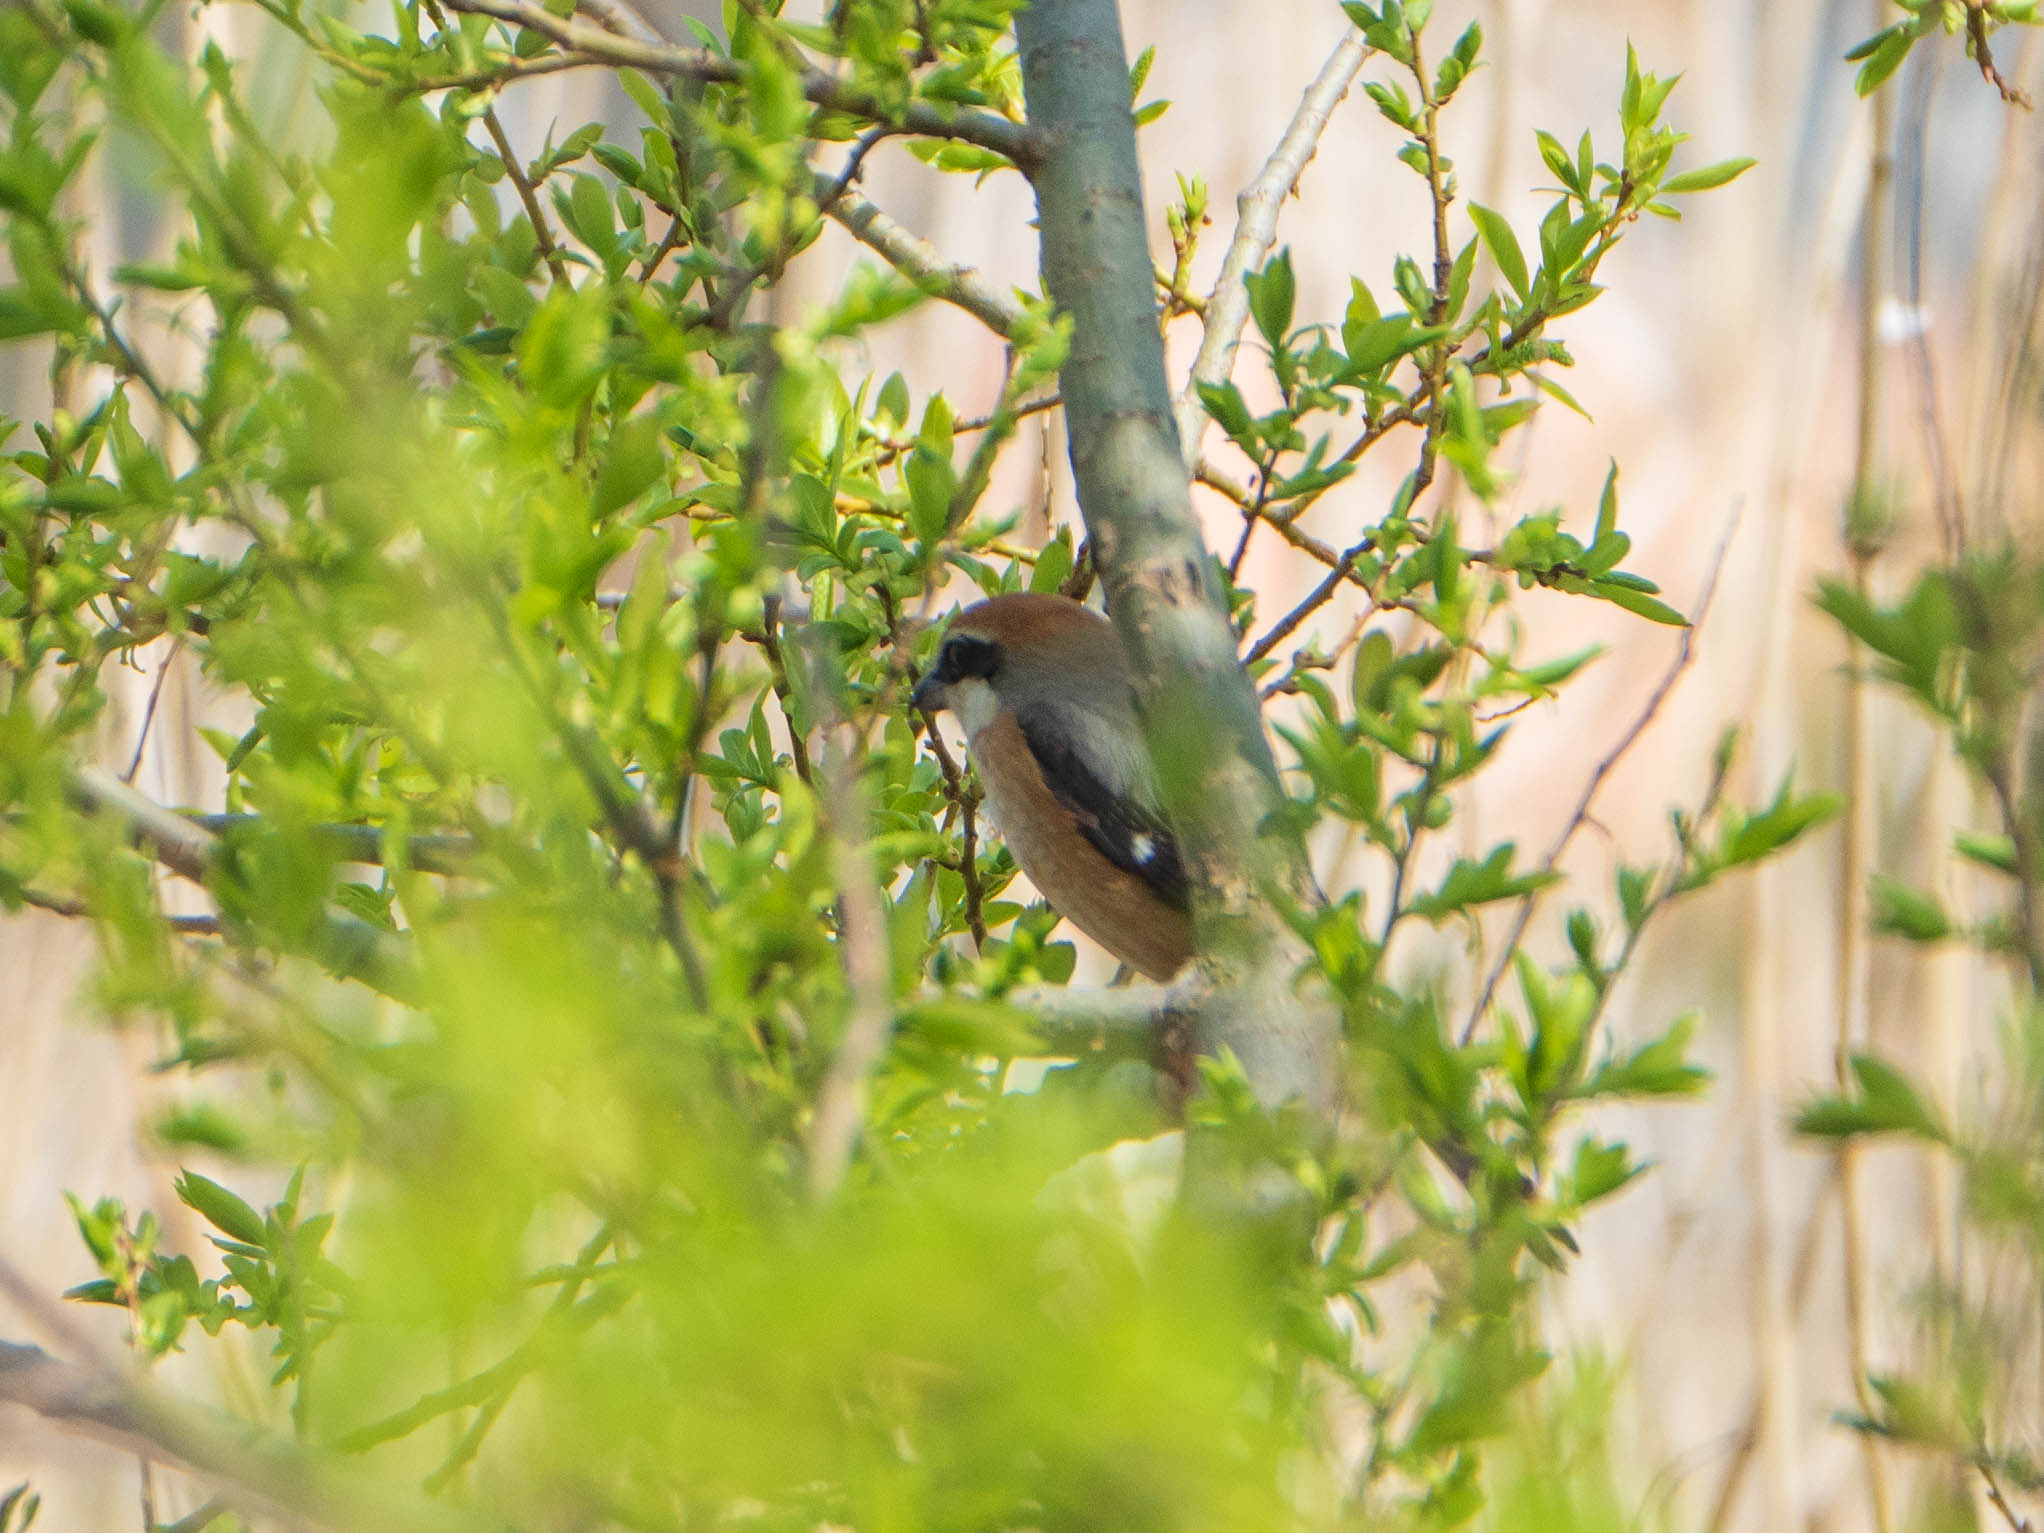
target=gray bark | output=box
[1014,0,1337,1126]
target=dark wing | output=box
[1016,715,1190,913]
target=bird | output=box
[910,592,1195,982]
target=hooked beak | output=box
[909,672,947,715]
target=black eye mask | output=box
[938,633,1000,684]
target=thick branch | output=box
[188,817,478,876]
[438,0,1036,165]
[1172,26,1371,464]
[0,1337,470,1532]
[1015,0,1334,1122]
[67,767,421,1004]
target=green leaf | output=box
[1661,157,1756,195]
[1349,630,1394,717]
[175,1170,266,1247]
[1795,1055,1947,1141]
[1852,27,1914,96]
[1579,1014,1709,1098]
[1588,578,1686,627]
[1568,1135,1640,1205]
[1869,876,1952,943]
[1954,831,2017,875]
[591,414,667,516]
[1029,530,1074,595]
[1342,314,1423,376]
[1719,785,1843,868]
[904,446,956,546]
[1195,379,1255,437]
[1467,204,1528,300]
[1246,248,1296,348]
[1407,844,1559,921]
[875,371,911,426]
[517,286,610,408]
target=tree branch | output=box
[438,0,1036,166]
[1171,25,1371,464]
[186,817,478,876]
[0,1336,472,1533]
[1016,0,1335,1124]
[820,176,1026,338]
[65,767,422,1005]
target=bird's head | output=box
[910,592,1125,738]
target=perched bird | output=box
[910,593,1195,982]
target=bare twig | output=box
[1197,458,1374,592]
[1171,24,1370,463]
[1981,1459,2035,1533]
[1967,0,2034,107]
[821,178,1026,338]
[1457,514,1736,1045]
[872,394,1062,468]
[70,766,219,887]
[121,638,184,785]
[1242,537,1374,667]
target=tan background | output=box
[3,0,2035,1525]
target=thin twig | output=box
[122,638,184,784]
[1458,513,1736,1046]
[871,394,1062,468]
[1242,537,1374,666]
[481,107,571,287]
[1171,24,1370,463]
[919,722,986,946]
[707,129,888,329]
[754,595,814,785]
[1199,459,1374,589]
[1981,1459,2035,1533]
[1966,0,2034,107]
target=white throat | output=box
[950,678,999,740]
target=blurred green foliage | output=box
[1804,549,2044,1520]
[0,0,1823,1526]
